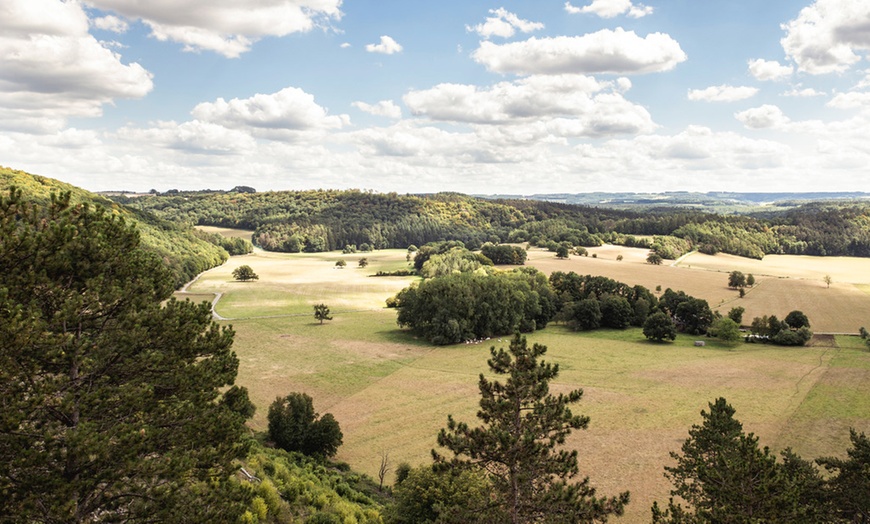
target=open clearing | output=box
[184,240,870,523]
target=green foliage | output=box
[384,465,493,524]
[267,393,343,458]
[481,242,527,265]
[816,429,870,522]
[643,312,677,342]
[234,264,260,281]
[727,270,746,289]
[335,259,347,268]
[193,228,254,255]
[314,304,333,324]
[746,274,755,287]
[652,398,831,523]
[242,440,386,523]
[647,252,664,265]
[785,310,810,329]
[727,306,745,325]
[648,235,692,260]
[675,298,714,335]
[568,299,603,331]
[0,189,250,522]
[222,385,257,420]
[433,335,630,523]
[748,313,813,346]
[556,244,570,259]
[0,168,228,287]
[600,295,634,329]
[358,257,369,268]
[396,269,556,345]
[420,247,491,278]
[710,318,742,346]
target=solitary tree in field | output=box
[335,259,347,269]
[358,257,369,268]
[824,275,833,288]
[313,303,332,324]
[647,252,663,265]
[232,264,259,281]
[556,245,570,259]
[434,334,629,523]
[746,274,755,287]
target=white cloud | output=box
[735,105,791,129]
[340,42,351,48]
[403,75,655,137]
[564,0,653,19]
[472,29,686,75]
[93,15,129,33]
[0,0,153,133]
[781,0,870,74]
[782,87,825,97]
[117,120,258,155]
[827,91,870,108]
[191,87,350,139]
[366,35,402,55]
[466,8,544,39]
[353,100,402,119]
[748,58,793,81]
[86,0,343,58]
[688,85,759,102]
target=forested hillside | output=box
[112,187,870,260]
[0,168,232,286]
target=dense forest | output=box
[109,187,870,260]
[0,168,250,286]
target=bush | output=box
[268,393,343,457]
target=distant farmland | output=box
[182,238,870,523]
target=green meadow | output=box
[181,240,870,523]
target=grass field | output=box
[182,238,870,523]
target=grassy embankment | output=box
[184,228,870,523]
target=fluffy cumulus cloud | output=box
[191,87,349,139]
[472,29,686,75]
[352,100,402,119]
[92,14,129,33]
[0,0,153,133]
[735,104,791,129]
[827,91,870,108]
[688,85,759,102]
[781,0,870,74]
[748,59,793,81]
[466,8,544,39]
[86,0,343,58]
[783,87,825,97]
[366,35,402,54]
[564,0,653,19]
[403,75,655,136]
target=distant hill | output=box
[0,167,229,287]
[480,191,870,211]
[105,186,870,259]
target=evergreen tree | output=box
[817,429,870,522]
[652,398,828,523]
[0,189,251,523]
[267,393,343,457]
[433,334,629,523]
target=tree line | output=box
[106,186,870,260]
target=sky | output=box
[2,0,870,194]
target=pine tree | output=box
[433,334,629,523]
[0,189,251,522]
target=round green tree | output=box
[232,264,259,281]
[643,311,677,342]
[267,392,343,457]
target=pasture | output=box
[183,238,870,523]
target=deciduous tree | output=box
[433,334,629,523]
[643,311,677,342]
[267,393,343,457]
[314,303,333,324]
[233,264,259,281]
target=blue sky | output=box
[2,0,870,194]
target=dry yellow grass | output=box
[185,245,870,523]
[525,246,870,333]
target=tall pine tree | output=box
[433,334,629,523]
[0,189,252,522]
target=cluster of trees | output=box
[550,272,657,330]
[267,393,343,458]
[110,184,870,260]
[193,228,254,255]
[653,398,870,523]
[747,311,813,346]
[395,269,556,345]
[480,242,527,265]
